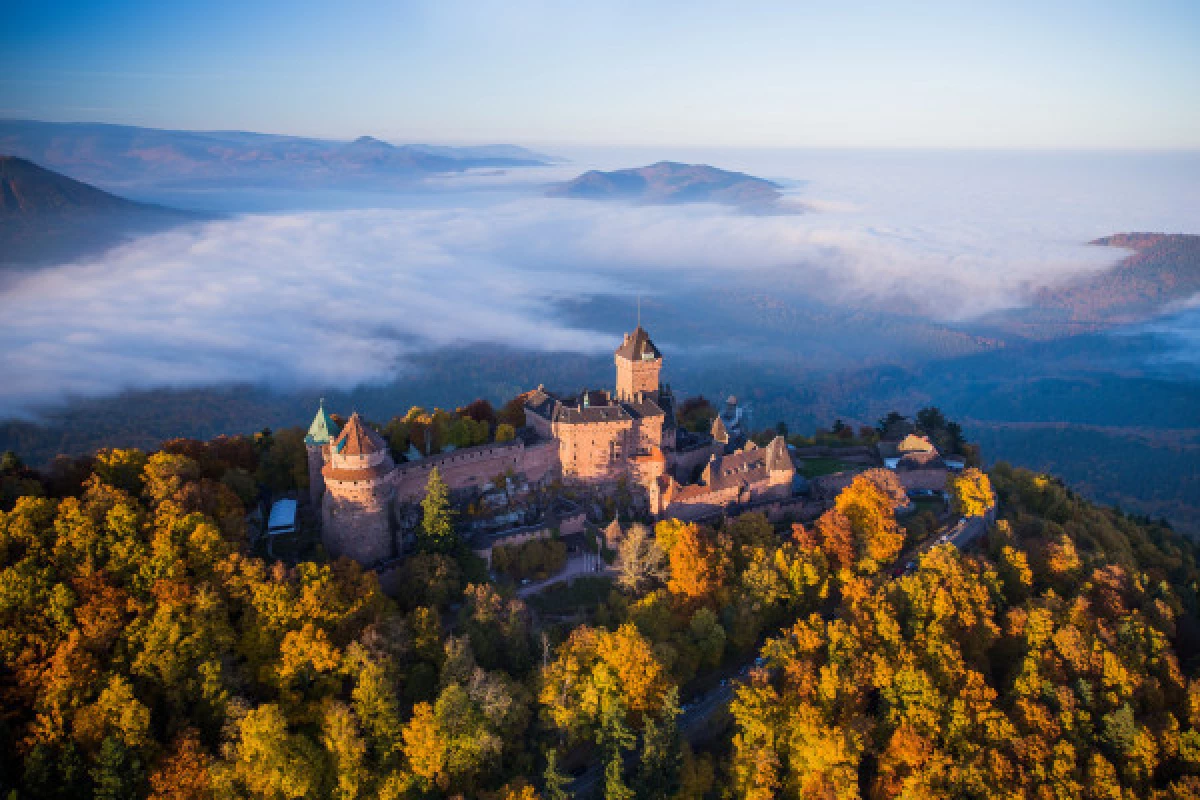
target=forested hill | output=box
[0,156,197,269]
[1035,233,1200,322]
[0,156,150,214]
[2,427,1200,798]
[548,161,783,208]
[982,232,1200,338]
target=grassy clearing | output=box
[796,457,855,478]
[528,575,614,614]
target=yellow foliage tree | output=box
[666,523,723,604]
[831,475,904,574]
[948,468,994,517]
[539,623,671,745]
[233,704,320,799]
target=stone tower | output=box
[321,413,396,565]
[763,435,795,491]
[614,326,662,401]
[304,399,341,506]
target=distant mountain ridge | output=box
[0,120,555,191]
[0,156,197,269]
[976,232,1200,339]
[1040,233,1200,319]
[548,161,783,208]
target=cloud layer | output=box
[2,150,1197,414]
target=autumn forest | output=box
[1,423,1200,800]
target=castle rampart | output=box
[386,437,558,504]
[308,323,799,570]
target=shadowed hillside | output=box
[979,233,1200,338]
[0,155,145,214]
[0,156,200,270]
[1043,233,1200,320]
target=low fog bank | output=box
[1133,299,1200,373]
[2,149,1198,416]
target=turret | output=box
[321,413,396,565]
[764,435,795,487]
[614,326,662,401]
[304,399,341,506]
[711,415,729,445]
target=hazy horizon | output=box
[4,1,1199,149]
[1,145,1197,416]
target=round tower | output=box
[321,413,396,564]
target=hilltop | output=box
[1,415,1199,798]
[978,232,1200,338]
[0,156,197,269]
[0,155,149,214]
[1041,232,1200,321]
[548,161,783,208]
[0,119,553,191]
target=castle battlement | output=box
[308,324,795,566]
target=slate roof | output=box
[897,469,951,492]
[305,400,341,445]
[701,435,792,492]
[898,451,944,470]
[555,404,631,424]
[711,415,729,444]
[620,398,665,420]
[334,412,387,456]
[524,388,561,421]
[764,436,794,472]
[614,326,661,361]
[657,388,678,429]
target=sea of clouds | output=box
[1,149,1197,415]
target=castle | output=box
[306,325,796,565]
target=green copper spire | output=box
[305,398,340,446]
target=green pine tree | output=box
[543,748,573,800]
[91,736,143,800]
[419,467,456,552]
[634,687,683,800]
[600,700,635,800]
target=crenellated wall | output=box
[387,438,559,504]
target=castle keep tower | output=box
[321,413,395,565]
[304,400,340,506]
[614,326,662,401]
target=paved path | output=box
[516,553,612,599]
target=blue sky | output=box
[2,0,1199,148]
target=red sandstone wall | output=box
[616,356,661,400]
[671,443,722,482]
[388,440,559,503]
[555,419,633,480]
[322,489,393,564]
[522,440,559,483]
[634,416,663,450]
